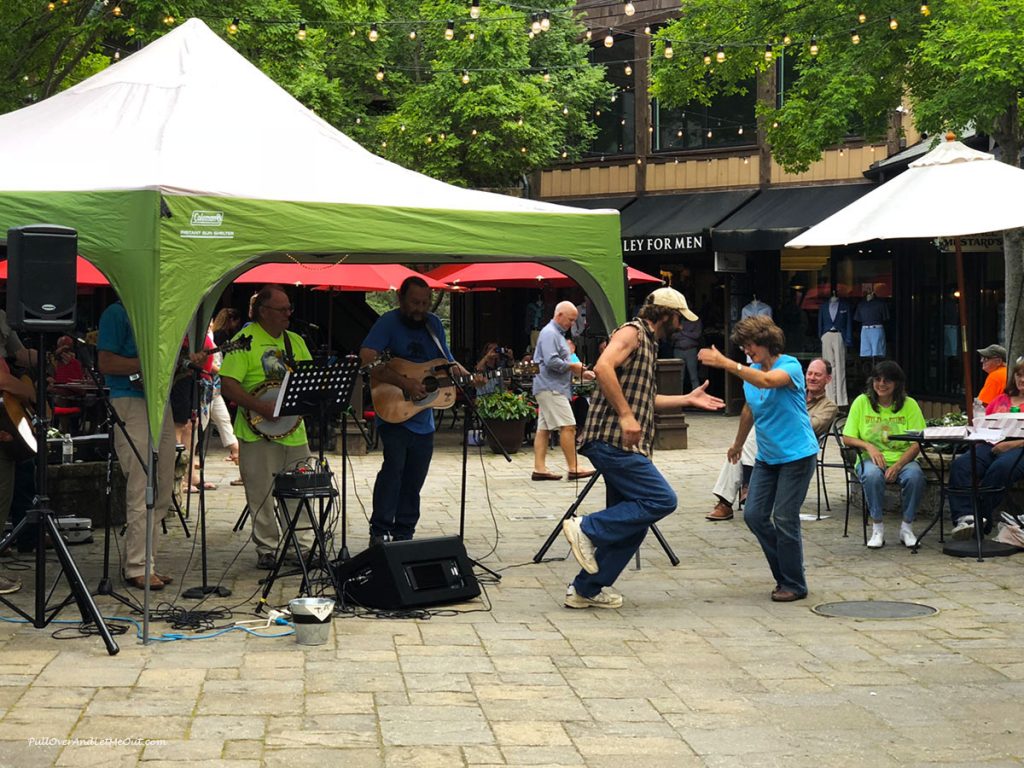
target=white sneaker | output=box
[951,518,975,540]
[564,584,623,609]
[562,517,598,574]
[899,526,917,548]
[867,528,884,549]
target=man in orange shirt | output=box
[977,344,1008,405]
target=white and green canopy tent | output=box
[0,18,623,440]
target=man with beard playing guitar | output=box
[360,276,470,547]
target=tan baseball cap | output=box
[646,287,698,321]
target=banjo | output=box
[244,353,390,440]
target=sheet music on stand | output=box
[273,357,361,419]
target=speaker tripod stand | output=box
[0,331,118,655]
[532,471,680,567]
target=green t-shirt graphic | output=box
[843,393,926,467]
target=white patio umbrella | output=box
[788,134,1024,418]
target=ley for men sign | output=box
[621,233,705,256]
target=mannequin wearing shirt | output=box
[818,293,851,406]
[854,289,889,358]
[741,296,772,320]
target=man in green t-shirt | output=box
[220,285,314,569]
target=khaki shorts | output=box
[535,390,576,431]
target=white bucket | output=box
[289,597,335,646]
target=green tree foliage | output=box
[0,0,610,189]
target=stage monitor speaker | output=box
[333,536,480,610]
[6,224,78,332]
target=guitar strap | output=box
[281,329,297,370]
[425,324,451,363]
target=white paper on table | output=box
[923,426,967,439]
[983,413,1024,438]
[966,427,1006,442]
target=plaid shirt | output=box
[579,319,658,456]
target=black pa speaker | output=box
[6,224,78,331]
[333,536,480,610]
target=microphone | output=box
[291,318,321,332]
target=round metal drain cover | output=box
[812,600,938,619]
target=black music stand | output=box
[532,471,680,566]
[256,357,360,609]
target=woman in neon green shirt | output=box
[842,361,926,549]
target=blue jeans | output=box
[948,443,1024,524]
[744,455,815,596]
[572,441,677,598]
[370,422,434,540]
[856,460,926,522]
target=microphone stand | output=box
[445,365,509,582]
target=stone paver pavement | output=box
[0,413,1023,766]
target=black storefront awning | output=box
[557,196,636,211]
[619,190,756,257]
[712,183,875,252]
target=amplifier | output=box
[332,536,480,610]
[273,469,332,494]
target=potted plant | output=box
[475,390,534,455]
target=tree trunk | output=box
[755,64,776,188]
[992,102,1023,366]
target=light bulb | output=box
[542,69,550,82]
[113,50,120,60]
[562,105,569,115]
[858,11,867,23]
[381,141,387,148]
[112,4,121,16]
[707,129,713,139]
[47,2,55,10]
[376,66,385,81]
[470,0,481,19]
[228,18,239,35]
[585,30,591,41]
[851,29,860,44]
[889,15,898,30]
[676,129,683,137]
[462,70,471,84]
[562,150,568,158]
[468,31,475,40]
[716,45,725,63]
[664,44,674,59]
[369,23,379,42]
[531,15,541,34]
[595,110,601,117]
[297,23,307,41]
[624,64,632,76]
[426,136,433,144]
[399,124,406,132]
[772,120,779,128]
[409,30,417,40]
[920,2,930,16]
[703,51,711,65]
[445,20,455,40]
[540,11,550,32]
[520,147,527,153]
[624,1,635,15]
[737,126,743,135]
[471,128,477,135]
[164,14,175,25]
[782,32,791,45]
[604,32,614,48]
[809,37,818,56]
[517,117,524,126]
[764,44,773,62]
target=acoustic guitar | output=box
[371,357,539,424]
[0,375,38,462]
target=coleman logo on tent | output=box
[190,210,224,226]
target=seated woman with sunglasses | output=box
[948,358,1024,540]
[842,360,926,549]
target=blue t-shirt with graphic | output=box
[744,354,818,464]
[362,310,453,434]
[97,302,142,400]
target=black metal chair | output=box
[815,415,844,519]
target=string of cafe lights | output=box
[61,1,928,158]
[69,0,934,68]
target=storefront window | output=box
[652,82,756,153]
[586,36,635,157]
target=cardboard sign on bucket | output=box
[289,597,334,646]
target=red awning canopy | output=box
[235,262,448,291]
[0,256,109,287]
[424,262,661,289]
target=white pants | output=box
[712,429,757,504]
[208,392,237,448]
[821,331,848,406]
